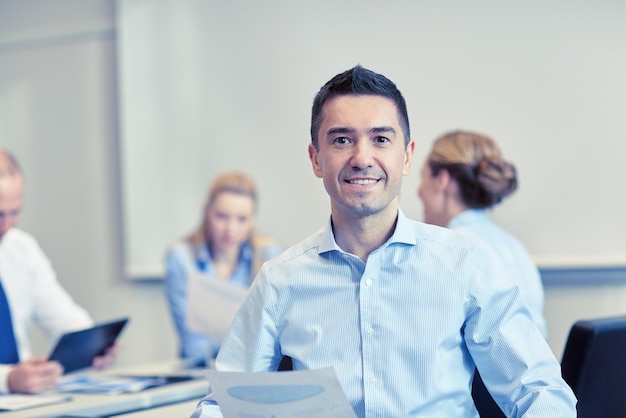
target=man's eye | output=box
[333,137,351,144]
[375,136,390,143]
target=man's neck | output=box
[331,204,398,262]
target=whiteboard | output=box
[117,0,626,278]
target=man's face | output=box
[308,95,414,219]
[0,174,23,240]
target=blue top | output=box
[448,209,547,337]
[192,210,576,417]
[164,239,283,365]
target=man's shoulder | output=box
[261,228,324,270]
[1,228,39,250]
[407,218,484,250]
[0,228,46,269]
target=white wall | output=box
[117,0,626,278]
[545,283,626,357]
[0,0,177,366]
[0,0,625,368]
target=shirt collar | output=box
[319,208,416,255]
[447,208,488,229]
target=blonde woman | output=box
[417,130,546,337]
[164,172,282,366]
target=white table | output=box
[114,399,199,417]
[0,360,209,418]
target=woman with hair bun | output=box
[417,130,546,337]
[418,130,547,417]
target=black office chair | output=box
[278,355,293,371]
[474,315,626,417]
[561,314,626,418]
[472,369,506,418]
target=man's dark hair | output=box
[310,65,411,149]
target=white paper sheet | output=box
[0,393,71,411]
[54,375,166,395]
[187,272,248,342]
[206,367,356,418]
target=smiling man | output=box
[191,66,576,417]
[309,93,413,260]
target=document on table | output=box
[187,272,248,342]
[206,367,356,418]
[54,375,167,395]
[0,393,71,411]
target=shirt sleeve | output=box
[463,244,577,417]
[164,245,212,363]
[216,268,284,371]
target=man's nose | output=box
[350,141,374,169]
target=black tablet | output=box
[48,317,129,374]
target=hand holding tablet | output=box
[48,317,129,374]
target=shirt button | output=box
[369,376,377,384]
[367,327,374,335]
[365,278,372,286]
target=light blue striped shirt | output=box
[448,209,547,338]
[191,210,576,417]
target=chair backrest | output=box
[561,315,626,418]
[278,355,292,371]
[471,370,506,418]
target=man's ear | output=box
[308,143,323,178]
[402,139,416,176]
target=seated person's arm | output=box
[6,357,63,394]
[466,246,576,415]
[165,246,213,364]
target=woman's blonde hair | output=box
[427,130,518,208]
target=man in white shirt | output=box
[0,149,113,394]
